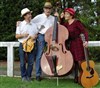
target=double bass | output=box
[41,10,73,76]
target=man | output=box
[16,8,38,82]
[17,2,55,81]
[31,2,55,81]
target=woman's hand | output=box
[54,12,65,19]
[60,12,65,18]
[83,41,88,48]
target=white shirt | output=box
[16,20,38,43]
[31,13,54,34]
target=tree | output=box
[0,0,99,61]
[0,0,45,59]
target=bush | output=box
[0,0,100,61]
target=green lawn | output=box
[0,62,100,88]
[0,76,100,88]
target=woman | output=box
[60,8,88,83]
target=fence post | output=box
[7,44,14,77]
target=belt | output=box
[38,33,44,36]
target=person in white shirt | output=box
[16,8,38,82]
[16,2,56,81]
[31,2,55,81]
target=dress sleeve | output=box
[60,18,65,25]
[76,20,88,41]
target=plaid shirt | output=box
[61,20,88,61]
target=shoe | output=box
[22,77,27,82]
[26,77,32,82]
[36,76,41,81]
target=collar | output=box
[23,20,32,25]
[42,13,51,18]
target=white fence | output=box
[0,41,100,77]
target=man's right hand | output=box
[15,33,29,39]
[16,21,21,26]
[22,33,29,38]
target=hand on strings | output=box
[60,12,65,18]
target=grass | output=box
[0,62,100,88]
[0,76,100,88]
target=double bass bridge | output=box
[50,45,59,51]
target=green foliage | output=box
[0,0,100,61]
[0,0,45,59]
[0,48,7,60]
[89,47,100,61]
[74,1,100,62]
[75,1,100,41]
[0,0,45,41]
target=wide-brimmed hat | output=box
[64,8,75,16]
[21,8,32,17]
[44,2,52,8]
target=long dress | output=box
[61,20,88,61]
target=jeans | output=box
[35,33,46,77]
[19,43,35,78]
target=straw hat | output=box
[44,2,52,8]
[21,8,32,17]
